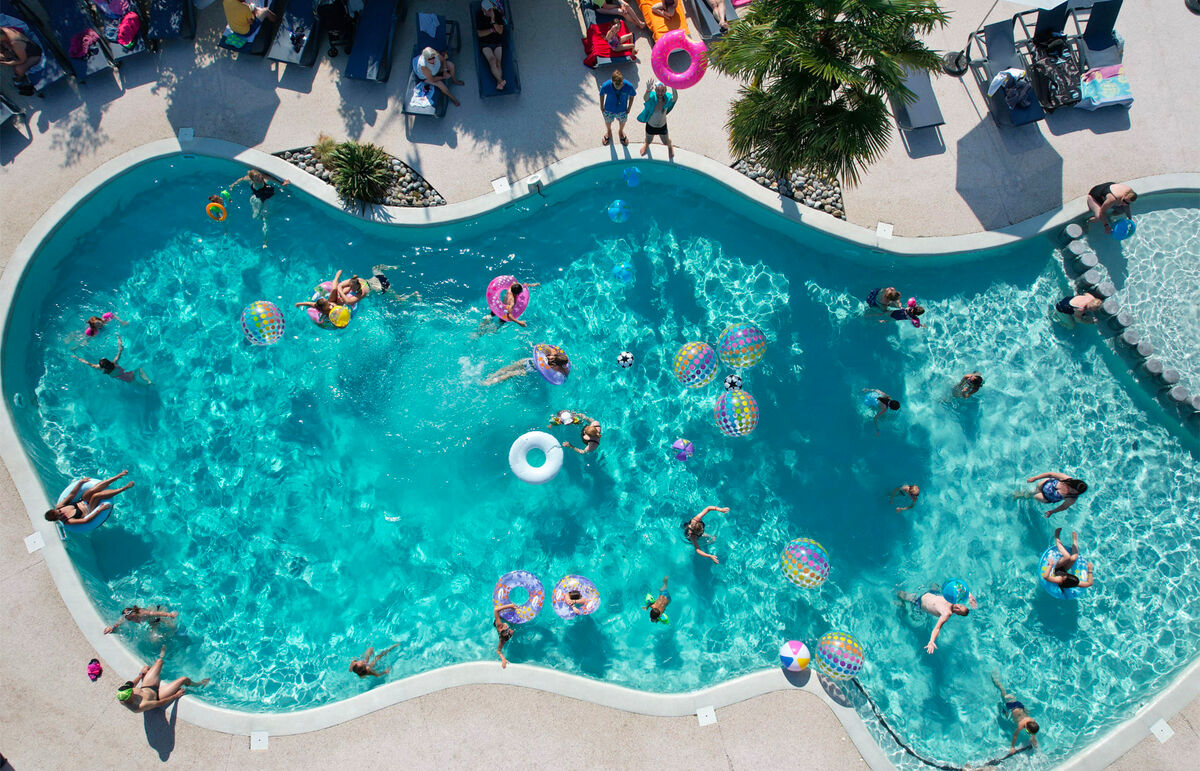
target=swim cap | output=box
[117,681,134,701]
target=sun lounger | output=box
[968,19,1044,127]
[580,1,634,68]
[345,0,399,82]
[218,0,286,56]
[1069,0,1122,68]
[1016,1,1082,111]
[16,0,114,80]
[267,0,322,66]
[402,12,459,118]
[315,0,355,57]
[1015,0,1070,44]
[0,91,23,125]
[637,0,687,41]
[470,1,518,97]
[145,0,195,43]
[0,1,69,95]
[85,0,149,65]
[890,65,944,131]
[684,0,735,40]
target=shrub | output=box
[313,133,338,165]
[329,141,392,209]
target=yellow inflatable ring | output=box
[206,202,227,221]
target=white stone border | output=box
[2,138,1198,769]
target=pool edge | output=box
[2,139,1199,769]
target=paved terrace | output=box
[1,0,1199,768]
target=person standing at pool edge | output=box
[494,603,517,668]
[599,69,636,147]
[638,81,677,159]
[897,587,976,654]
[991,673,1040,754]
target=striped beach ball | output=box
[673,342,718,388]
[781,538,829,588]
[713,390,759,436]
[717,323,766,368]
[815,631,865,681]
[779,640,810,672]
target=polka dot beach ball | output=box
[779,640,810,672]
[781,538,829,588]
[673,342,718,388]
[717,323,766,369]
[815,631,865,681]
[713,390,759,436]
[240,300,285,345]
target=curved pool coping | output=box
[2,138,1198,769]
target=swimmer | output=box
[494,602,517,668]
[229,169,289,247]
[44,471,133,525]
[1017,472,1088,517]
[865,287,902,312]
[644,576,671,623]
[117,645,209,713]
[104,604,178,635]
[1044,527,1095,590]
[563,590,588,614]
[482,348,569,385]
[991,673,1040,754]
[84,311,126,338]
[1086,182,1136,234]
[294,296,347,327]
[478,280,541,333]
[862,388,901,435]
[1054,293,1102,325]
[884,300,924,327]
[349,643,399,678]
[890,484,920,512]
[72,335,152,384]
[562,413,602,455]
[953,373,984,399]
[897,586,976,654]
[366,264,422,303]
[683,505,728,564]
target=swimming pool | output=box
[4,153,1199,768]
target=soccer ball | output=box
[724,374,743,391]
[618,351,634,368]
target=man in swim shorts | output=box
[897,587,976,654]
[645,576,670,623]
[991,673,1040,754]
[494,603,517,668]
[117,645,209,713]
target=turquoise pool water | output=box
[6,157,1200,767]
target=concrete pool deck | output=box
[2,0,1200,768]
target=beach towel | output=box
[409,81,434,109]
[69,29,101,59]
[583,19,629,68]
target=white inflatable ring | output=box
[509,431,563,484]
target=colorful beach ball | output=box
[714,390,759,437]
[815,631,865,681]
[328,305,351,329]
[673,342,718,388]
[779,640,811,672]
[240,300,285,345]
[941,579,970,604]
[717,323,766,369]
[607,199,630,223]
[781,538,829,588]
[612,262,633,283]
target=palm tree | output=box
[708,0,949,185]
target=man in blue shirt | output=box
[599,69,636,146]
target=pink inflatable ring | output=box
[651,29,707,90]
[486,275,530,322]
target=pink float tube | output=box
[651,29,708,89]
[486,275,530,322]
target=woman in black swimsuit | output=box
[562,413,602,455]
[230,169,290,246]
[0,25,43,77]
[1086,182,1136,234]
[117,645,208,713]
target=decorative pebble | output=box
[273,145,445,208]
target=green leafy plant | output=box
[313,132,338,165]
[708,0,949,184]
[329,141,393,209]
